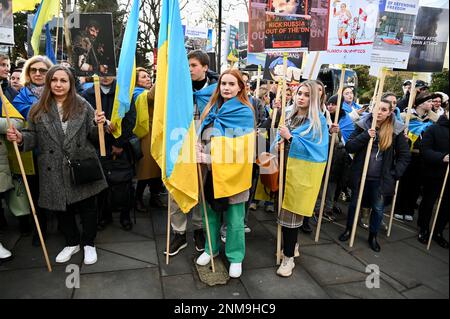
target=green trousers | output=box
[202,202,245,263]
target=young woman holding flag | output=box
[195,69,255,279]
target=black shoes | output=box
[368,232,381,252]
[432,233,449,249]
[97,218,113,231]
[164,233,187,256]
[120,219,133,231]
[194,229,205,252]
[418,229,429,244]
[339,229,351,242]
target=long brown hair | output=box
[29,65,82,123]
[377,99,395,151]
[200,69,254,124]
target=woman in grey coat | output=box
[7,65,108,265]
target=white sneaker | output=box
[83,246,97,265]
[394,214,404,221]
[196,251,218,266]
[55,245,80,263]
[294,243,300,258]
[244,225,251,233]
[404,215,414,222]
[249,202,257,211]
[276,256,295,277]
[221,234,226,243]
[229,263,242,278]
[0,243,12,259]
[265,204,275,213]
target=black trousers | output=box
[282,226,299,258]
[418,178,449,234]
[135,178,163,200]
[395,156,422,217]
[55,196,98,247]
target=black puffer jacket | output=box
[421,114,449,180]
[345,114,411,196]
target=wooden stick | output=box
[93,75,106,157]
[276,53,288,265]
[54,1,61,57]
[197,163,215,272]
[315,65,346,242]
[271,79,283,129]
[387,76,417,237]
[165,195,171,265]
[349,68,387,248]
[0,87,52,272]
[255,64,262,99]
[308,52,320,80]
[427,165,449,250]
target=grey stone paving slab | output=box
[128,216,154,239]
[0,266,73,299]
[300,243,366,271]
[97,240,158,265]
[162,273,249,299]
[402,237,449,265]
[244,221,273,239]
[352,241,449,289]
[382,221,417,242]
[240,267,330,299]
[300,254,367,286]
[80,247,154,274]
[421,275,449,298]
[95,224,151,244]
[0,228,21,250]
[401,285,447,299]
[325,280,405,299]
[242,234,277,270]
[324,287,359,299]
[74,268,163,299]
[251,209,277,222]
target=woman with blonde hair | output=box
[276,80,329,277]
[338,99,410,252]
[195,69,255,279]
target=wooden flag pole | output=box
[165,195,172,264]
[387,76,417,237]
[54,0,61,57]
[0,87,52,272]
[255,64,262,99]
[271,79,283,129]
[427,165,449,250]
[308,52,320,80]
[315,65,346,242]
[197,163,216,272]
[276,53,288,265]
[349,68,387,248]
[93,75,106,157]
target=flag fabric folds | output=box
[45,23,56,64]
[193,83,217,115]
[110,0,140,138]
[199,97,256,199]
[132,87,150,138]
[338,113,354,144]
[282,114,329,217]
[30,0,59,55]
[1,96,24,120]
[151,0,198,213]
[407,119,433,150]
[12,0,40,12]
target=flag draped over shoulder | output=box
[200,97,255,199]
[338,114,354,144]
[151,0,198,213]
[132,87,150,138]
[282,114,329,217]
[110,0,140,138]
[12,0,40,12]
[407,119,433,149]
[193,83,217,115]
[30,0,59,55]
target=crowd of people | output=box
[0,51,448,279]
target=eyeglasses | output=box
[30,67,48,75]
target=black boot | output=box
[339,229,351,242]
[432,233,449,249]
[120,210,133,231]
[417,228,429,245]
[368,232,381,252]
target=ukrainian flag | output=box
[151,0,198,213]
[1,96,24,120]
[132,87,150,138]
[110,0,140,139]
[338,113,354,144]
[30,0,60,55]
[282,114,329,217]
[407,119,433,150]
[13,0,40,12]
[200,97,255,199]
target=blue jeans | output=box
[346,180,385,234]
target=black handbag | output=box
[128,136,143,163]
[67,157,103,185]
[101,158,134,185]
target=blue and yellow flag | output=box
[30,0,60,55]
[407,119,433,150]
[132,87,150,138]
[13,0,40,12]
[110,0,140,138]
[282,114,329,217]
[200,97,255,199]
[193,84,217,115]
[338,113,354,144]
[1,96,24,120]
[151,0,198,213]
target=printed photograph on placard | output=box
[309,0,331,51]
[183,25,213,53]
[0,0,14,45]
[263,52,303,82]
[70,13,116,77]
[248,0,268,53]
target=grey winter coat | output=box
[21,96,107,211]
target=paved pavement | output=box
[0,194,448,299]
